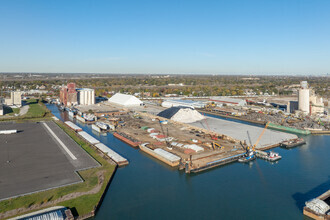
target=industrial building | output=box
[108,93,143,106]
[0,104,3,116]
[60,83,95,106]
[60,83,78,106]
[162,99,206,109]
[310,90,324,115]
[298,81,310,114]
[4,91,22,107]
[287,101,299,113]
[298,81,324,115]
[77,88,95,105]
[209,96,247,106]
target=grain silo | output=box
[298,81,310,114]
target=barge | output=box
[95,143,129,166]
[186,153,245,173]
[64,121,82,132]
[281,138,306,148]
[139,143,180,167]
[113,132,140,148]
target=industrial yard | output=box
[190,116,298,150]
[64,97,303,173]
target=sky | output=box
[0,0,330,75]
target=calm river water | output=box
[47,104,330,220]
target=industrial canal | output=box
[47,104,330,220]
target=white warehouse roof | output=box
[108,93,143,106]
[209,96,247,106]
[162,99,206,109]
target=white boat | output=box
[95,122,109,130]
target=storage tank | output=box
[78,88,95,105]
[298,88,310,114]
[300,81,308,89]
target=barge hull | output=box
[189,153,245,173]
[113,132,139,148]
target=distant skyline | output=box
[1,0,330,75]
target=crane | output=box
[247,122,269,151]
[202,113,218,140]
[156,118,171,148]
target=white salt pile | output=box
[158,107,205,123]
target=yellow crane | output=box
[253,122,269,150]
[247,122,269,151]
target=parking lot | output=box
[0,121,99,200]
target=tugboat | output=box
[238,147,256,163]
[256,150,282,162]
[267,151,281,161]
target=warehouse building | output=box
[108,93,143,106]
[209,96,247,106]
[162,99,206,109]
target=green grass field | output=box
[24,99,47,118]
[5,107,20,115]
[0,99,51,121]
[0,120,116,219]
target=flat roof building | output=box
[162,99,205,109]
[209,96,247,106]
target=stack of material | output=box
[183,144,204,152]
[157,107,205,123]
[170,142,184,148]
[305,199,330,215]
[154,148,180,163]
[147,128,155,132]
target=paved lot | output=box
[0,121,99,200]
[190,116,298,149]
